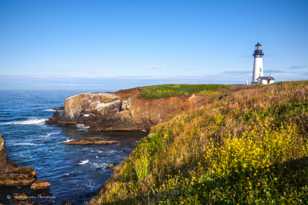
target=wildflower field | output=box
[92,81,308,204]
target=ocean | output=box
[0,90,143,204]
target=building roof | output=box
[255,42,262,47]
[257,76,275,80]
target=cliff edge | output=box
[48,85,227,131]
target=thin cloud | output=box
[288,65,307,70]
[150,65,162,70]
[223,70,250,75]
[265,69,287,74]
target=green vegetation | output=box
[139,84,230,99]
[92,81,308,204]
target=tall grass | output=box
[91,81,308,204]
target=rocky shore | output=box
[0,134,51,204]
[47,88,207,132]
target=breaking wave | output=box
[0,118,47,125]
[63,139,73,143]
[13,142,39,146]
[79,159,89,165]
[41,131,61,138]
[76,123,90,130]
[44,108,56,112]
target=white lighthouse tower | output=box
[252,42,264,84]
[251,42,275,85]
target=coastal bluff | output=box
[90,81,308,204]
[47,87,209,132]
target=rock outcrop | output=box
[30,180,50,190]
[64,93,121,120]
[64,138,119,145]
[0,134,51,204]
[0,136,7,169]
[47,89,207,132]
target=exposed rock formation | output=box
[47,88,207,132]
[64,93,121,120]
[30,180,50,190]
[64,138,119,145]
[0,136,7,169]
[0,134,51,204]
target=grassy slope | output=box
[92,81,308,204]
[139,84,230,99]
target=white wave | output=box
[105,150,117,154]
[63,173,71,177]
[76,123,90,130]
[63,139,73,143]
[41,131,61,138]
[14,142,38,146]
[79,159,89,165]
[44,108,56,112]
[0,118,47,125]
[76,124,90,129]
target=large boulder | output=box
[64,93,121,120]
[60,92,139,131]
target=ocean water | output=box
[0,90,144,204]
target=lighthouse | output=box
[252,42,264,83]
[251,42,274,85]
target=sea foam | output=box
[13,142,38,146]
[44,108,56,112]
[76,123,90,130]
[41,131,61,138]
[63,139,73,143]
[79,159,89,165]
[0,118,47,125]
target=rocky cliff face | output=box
[0,135,7,169]
[48,89,207,132]
[0,134,50,204]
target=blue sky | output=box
[0,0,307,89]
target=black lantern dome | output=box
[253,42,264,57]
